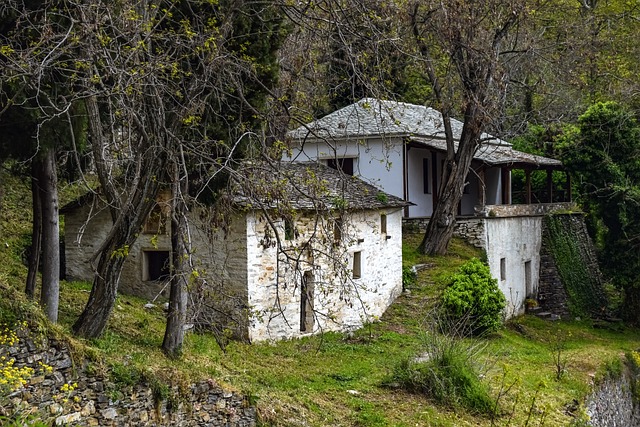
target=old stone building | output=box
[286,98,572,317]
[62,162,409,342]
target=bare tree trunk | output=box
[39,146,60,322]
[419,107,482,255]
[26,159,42,299]
[162,165,189,358]
[72,242,127,338]
[72,96,168,339]
[72,181,164,338]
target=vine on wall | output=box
[543,214,608,318]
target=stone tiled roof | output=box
[233,161,410,211]
[289,98,563,169]
[288,98,508,146]
[410,137,563,169]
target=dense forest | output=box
[1,0,640,356]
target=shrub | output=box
[440,258,506,336]
[402,266,417,290]
[387,320,494,415]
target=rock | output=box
[49,403,63,415]
[101,407,118,420]
[55,412,81,425]
[81,401,95,416]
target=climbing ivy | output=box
[543,214,607,318]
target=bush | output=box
[440,258,506,336]
[402,266,417,290]
[387,321,494,415]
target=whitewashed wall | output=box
[483,216,543,317]
[286,137,404,200]
[245,208,404,341]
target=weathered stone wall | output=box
[0,327,256,426]
[586,366,640,427]
[484,216,543,317]
[538,241,571,318]
[63,195,172,301]
[401,217,485,249]
[246,207,404,341]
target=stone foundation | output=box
[0,326,256,426]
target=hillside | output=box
[2,169,640,426]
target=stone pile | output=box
[1,327,256,426]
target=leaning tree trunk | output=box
[72,95,168,339]
[26,158,43,299]
[39,146,60,322]
[419,106,483,255]
[72,177,164,338]
[162,172,189,358]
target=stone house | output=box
[286,98,573,316]
[62,161,409,342]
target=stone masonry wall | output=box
[402,217,486,249]
[586,366,640,427]
[537,241,571,318]
[1,326,256,426]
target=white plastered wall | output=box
[245,208,404,342]
[286,137,405,200]
[483,216,543,317]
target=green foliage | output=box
[511,125,572,204]
[402,266,417,290]
[440,258,506,336]
[559,101,640,320]
[387,326,494,415]
[543,215,608,318]
[375,192,388,204]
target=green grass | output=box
[3,171,640,426]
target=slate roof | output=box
[409,137,563,169]
[288,98,507,146]
[289,98,563,170]
[233,161,410,211]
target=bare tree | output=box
[409,0,526,254]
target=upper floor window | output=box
[284,218,296,241]
[327,158,354,176]
[423,158,430,194]
[380,213,387,234]
[143,204,167,235]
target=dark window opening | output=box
[500,257,506,281]
[333,217,342,242]
[300,271,314,332]
[327,158,354,176]
[353,251,362,279]
[380,213,387,234]
[145,250,170,281]
[144,204,167,235]
[423,158,430,194]
[284,218,295,240]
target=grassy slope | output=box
[2,170,640,426]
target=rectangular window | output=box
[143,250,170,281]
[500,257,506,281]
[300,271,314,332]
[423,158,430,194]
[352,251,362,279]
[380,213,387,234]
[333,217,342,242]
[284,218,295,241]
[327,158,354,176]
